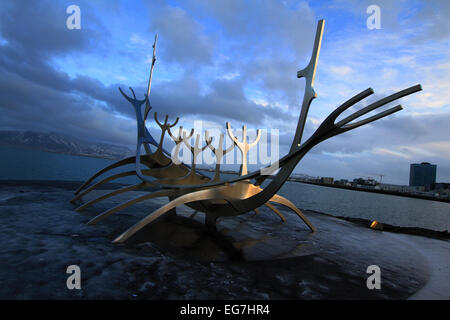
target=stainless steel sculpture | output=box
[72,20,422,243]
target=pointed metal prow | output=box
[292,19,325,151]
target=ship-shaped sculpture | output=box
[71,20,422,243]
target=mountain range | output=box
[0,130,133,160]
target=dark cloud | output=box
[186,0,316,57]
[0,66,136,146]
[146,1,215,66]
[181,0,317,109]
[149,76,294,125]
[0,0,106,59]
[142,0,318,112]
[331,0,450,43]
[412,0,450,43]
[0,0,299,145]
[0,1,132,144]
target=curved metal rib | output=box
[87,189,175,225]
[71,170,138,203]
[74,156,156,195]
[336,84,422,127]
[264,202,287,222]
[269,194,316,232]
[342,105,402,130]
[75,182,150,212]
[112,186,234,243]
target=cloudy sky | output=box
[0,0,449,185]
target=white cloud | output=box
[129,33,148,45]
[329,65,352,77]
[220,72,240,80]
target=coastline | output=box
[309,210,449,241]
[287,180,450,203]
[197,168,450,204]
[0,144,131,161]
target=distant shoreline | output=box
[0,144,129,161]
[289,179,450,203]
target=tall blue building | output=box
[409,162,437,187]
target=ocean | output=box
[1,145,449,231]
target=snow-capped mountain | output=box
[0,130,133,160]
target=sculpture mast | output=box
[144,34,158,121]
[143,34,158,155]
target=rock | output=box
[139,281,156,292]
[257,292,270,299]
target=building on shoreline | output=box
[320,177,334,184]
[288,173,449,201]
[409,162,437,187]
[426,182,450,197]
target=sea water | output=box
[1,146,449,231]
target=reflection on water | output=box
[1,146,449,231]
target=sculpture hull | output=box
[169,181,264,222]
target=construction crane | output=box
[370,173,385,184]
